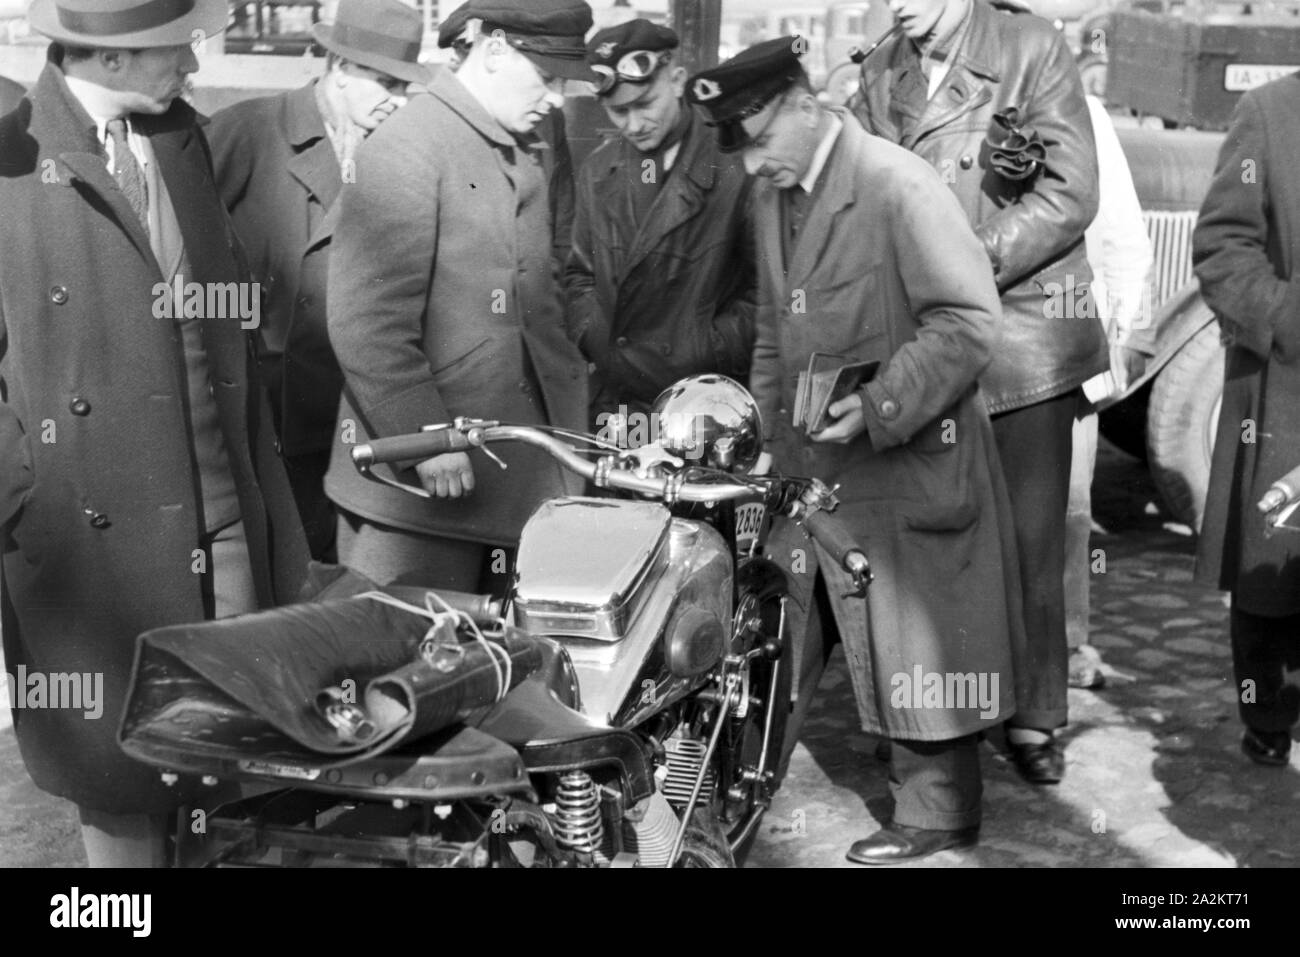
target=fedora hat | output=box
[313,0,432,86]
[28,0,227,49]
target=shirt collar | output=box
[63,73,135,139]
[800,113,843,194]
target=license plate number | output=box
[1224,63,1298,92]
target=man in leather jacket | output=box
[851,0,1107,783]
[565,19,756,431]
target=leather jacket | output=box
[851,0,1107,414]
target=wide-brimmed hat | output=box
[28,0,227,49]
[313,0,432,86]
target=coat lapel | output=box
[284,82,341,216]
[787,117,856,290]
[621,112,714,278]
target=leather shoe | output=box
[1010,738,1064,784]
[846,823,979,864]
[1241,728,1291,767]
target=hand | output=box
[415,452,475,498]
[811,394,867,444]
[1110,343,1147,395]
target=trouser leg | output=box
[1231,600,1300,734]
[78,807,171,868]
[336,509,488,592]
[1064,407,1098,651]
[776,574,837,783]
[284,450,338,564]
[207,519,259,620]
[889,735,982,831]
[992,392,1077,731]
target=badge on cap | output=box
[692,77,723,102]
[595,40,616,59]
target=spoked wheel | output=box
[714,560,793,861]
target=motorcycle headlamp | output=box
[649,374,764,472]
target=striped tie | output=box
[106,117,148,229]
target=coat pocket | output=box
[429,337,492,377]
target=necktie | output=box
[106,117,149,229]
[787,186,810,246]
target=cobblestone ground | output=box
[2,440,1297,867]
[749,441,1300,868]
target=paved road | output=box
[3,440,1297,867]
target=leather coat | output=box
[851,0,1107,414]
[565,107,756,421]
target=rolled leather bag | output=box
[119,588,542,773]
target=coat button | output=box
[960,155,974,170]
[89,512,110,529]
[50,285,69,305]
[616,336,629,347]
[879,398,899,418]
[661,344,672,356]
[69,397,91,416]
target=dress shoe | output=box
[1241,727,1291,767]
[1009,737,1064,784]
[846,823,979,864]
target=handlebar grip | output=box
[1259,462,1300,513]
[804,508,867,571]
[352,430,469,467]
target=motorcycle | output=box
[119,375,871,867]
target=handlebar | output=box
[353,421,873,595]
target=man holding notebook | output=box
[688,38,1025,863]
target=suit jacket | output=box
[1193,73,1300,616]
[852,0,1107,413]
[751,114,1025,739]
[565,106,757,422]
[323,69,587,545]
[208,81,343,458]
[0,64,308,813]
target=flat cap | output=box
[438,0,597,81]
[686,36,807,152]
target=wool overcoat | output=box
[0,64,309,813]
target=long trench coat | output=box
[851,0,1106,414]
[752,114,1025,740]
[322,68,587,546]
[0,64,309,814]
[207,81,343,460]
[1192,74,1300,617]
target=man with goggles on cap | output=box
[323,0,595,591]
[566,19,757,431]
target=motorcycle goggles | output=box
[591,49,670,96]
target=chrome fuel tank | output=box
[513,498,733,726]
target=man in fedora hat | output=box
[566,18,757,430]
[0,0,309,865]
[208,0,430,562]
[324,0,596,590]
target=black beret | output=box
[687,36,807,152]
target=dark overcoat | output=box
[752,114,1025,739]
[851,0,1107,414]
[1192,74,1300,617]
[207,81,343,458]
[323,69,587,546]
[0,64,309,813]
[565,107,756,421]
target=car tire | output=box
[1146,321,1224,531]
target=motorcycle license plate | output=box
[734,502,767,554]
